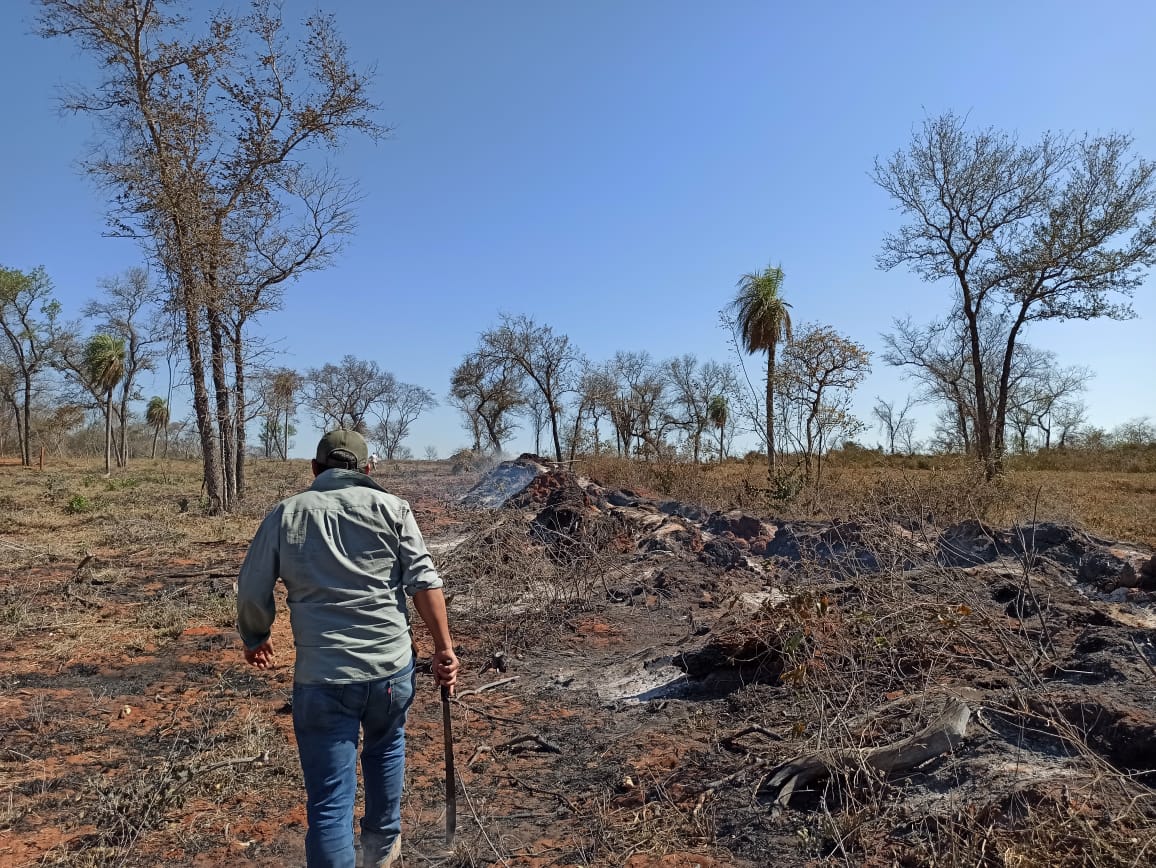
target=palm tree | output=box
[731,265,793,483]
[83,334,125,476]
[146,396,169,459]
[708,394,728,461]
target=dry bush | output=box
[706,498,1156,866]
[438,506,624,650]
[581,783,718,865]
[53,701,280,867]
[580,454,755,509]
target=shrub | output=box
[66,494,94,514]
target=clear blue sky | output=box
[2,0,1154,456]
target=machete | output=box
[441,684,457,847]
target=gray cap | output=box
[315,428,369,470]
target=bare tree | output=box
[302,356,396,432]
[778,324,871,486]
[872,395,918,455]
[665,355,739,463]
[1025,362,1093,449]
[607,351,668,459]
[882,316,976,455]
[0,266,59,465]
[1112,417,1156,446]
[449,352,524,454]
[1054,399,1088,448]
[561,357,601,463]
[41,0,384,511]
[371,383,437,461]
[874,112,1156,478]
[523,389,551,456]
[578,363,617,457]
[478,314,579,462]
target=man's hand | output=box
[244,640,274,669]
[432,648,460,693]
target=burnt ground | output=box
[1,460,1155,866]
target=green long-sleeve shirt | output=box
[236,469,443,684]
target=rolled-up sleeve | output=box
[398,504,443,595]
[237,509,282,649]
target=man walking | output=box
[237,428,459,868]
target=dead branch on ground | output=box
[763,697,971,808]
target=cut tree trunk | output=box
[763,698,971,809]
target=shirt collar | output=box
[309,468,389,494]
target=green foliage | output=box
[66,494,94,514]
[83,333,126,393]
[145,396,169,429]
[768,470,803,505]
[731,265,793,355]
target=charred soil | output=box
[1,458,1153,866]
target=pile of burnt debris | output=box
[461,455,1156,601]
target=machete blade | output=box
[441,684,457,847]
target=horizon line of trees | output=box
[2,256,1151,471]
[0,264,443,469]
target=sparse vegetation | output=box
[0,454,1153,865]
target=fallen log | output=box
[763,697,971,809]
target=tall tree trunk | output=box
[21,380,31,466]
[568,406,585,463]
[164,322,175,462]
[804,400,819,486]
[991,307,1031,479]
[232,329,246,500]
[548,399,563,462]
[207,307,234,511]
[117,381,130,467]
[962,304,996,479]
[181,290,222,513]
[103,391,113,476]
[283,404,290,461]
[151,425,159,459]
[766,345,777,484]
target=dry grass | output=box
[578,452,1156,548]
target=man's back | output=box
[237,469,442,684]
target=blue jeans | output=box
[293,659,416,868]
